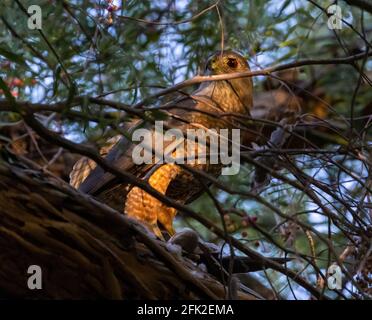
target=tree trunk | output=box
[0,153,255,300]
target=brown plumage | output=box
[70,50,253,238]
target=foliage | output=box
[0,0,371,299]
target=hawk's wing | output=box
[69,135,121,189]
[77,133,141,194]
[69,119,145,192]
[69,157,97,189]
[71,91,222,198]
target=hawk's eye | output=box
[226,58,238,68]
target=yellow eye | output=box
[226,58,238,68]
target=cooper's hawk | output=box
[70,50,253,239]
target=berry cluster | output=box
[104,0,120,25]
[0,61,37,98]
[222,213,259,246]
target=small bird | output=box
[70,50,253,239]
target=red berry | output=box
[251,216,258,223]
[11,78,24,87]
[107,5,118,12]
[241,231,248,237]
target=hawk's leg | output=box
[124,163,181,239]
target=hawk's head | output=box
[205,50,249,75]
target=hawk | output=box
[70,50,253,239]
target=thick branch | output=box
[0,153,256,299]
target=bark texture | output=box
[0,154,255,299]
